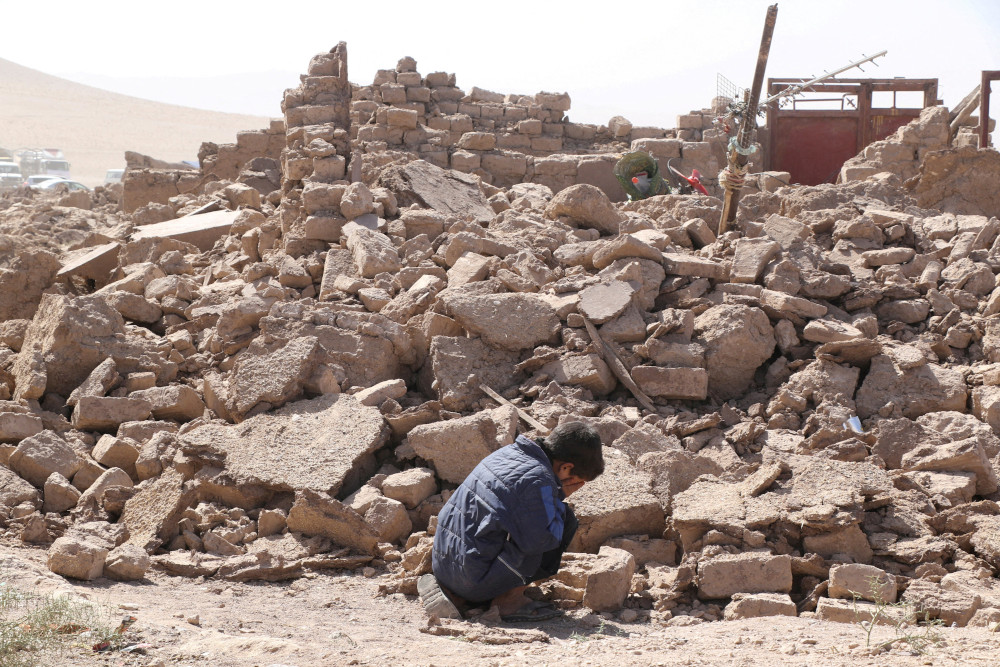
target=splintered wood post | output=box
[719,3,779,234]
[582,316,657,413]
[481,385,550,435]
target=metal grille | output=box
[715,73,744,111]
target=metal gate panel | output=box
[765,78,938,186]
[772,115,860,186]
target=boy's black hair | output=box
[537,421,604,481]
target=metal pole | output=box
[719,3,778,235]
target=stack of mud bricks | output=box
[350,56,625,189]
[270,42,355,256]
[205,121,286,182]
[282,42,352,185]
[340,48,748,198]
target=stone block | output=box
[760,289,827,320]
[91,435,139,479]
[418,335,520,412]
[381,468,437,509]
[603,536,676,566]
[731,238,781,284]
[347,228,401,278]
[815,598,911,625]
[632,366,708,400]
[763,214,810,249]
[445,252,488,287]
[901,580,981,627]
[540,354,616,396]
[0,412,44,443]
[363,496,412,544]
[578,281,635,324]
[9,431,83,488]
[286,489,378,555]
[43,472,80,513]
[697,553,792,599]
[456,132,496,151]
[568,449,665,552]
[72,396,152,432]
[553,547,635,612]
[128,385,205,422]
[450,150,481,172]
[407,405,517,484]
[723,593,797,620]
[47,536,108,580]
[661,252,729,280]
[829,563,896,603]
[353,379,407,407]
[545,184,624,236]
[386,107,418,129]
[180,394,388,498]
[104,543,150,581]
[803,524,873,564]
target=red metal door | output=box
[772,114,859,186]
[765,78,938,186]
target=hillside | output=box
[0,57,273,187]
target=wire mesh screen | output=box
[715,73,745,112]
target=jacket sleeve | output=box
[505,480,566,556]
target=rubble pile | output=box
[2,43,1000,630]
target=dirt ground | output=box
[0,539,995,667]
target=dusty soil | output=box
[2,539,995,667]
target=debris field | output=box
[1,42,1000,638]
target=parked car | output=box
[24,174,60,188]
[0,161,22,190]
[34,178,89,192]
[104,168,124,185]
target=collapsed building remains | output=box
[1,42,1000,629]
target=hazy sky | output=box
[5,0,1000,131]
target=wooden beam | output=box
[582,317,657,413]
[719,3,779,234]
[480,385,550,435]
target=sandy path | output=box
[1,540,996,667]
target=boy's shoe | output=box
[417,574,462,620]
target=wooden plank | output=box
[582,317,656,413]
[720,3,779,233]
[480,385,549,435]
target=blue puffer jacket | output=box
[432,435,568,603]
